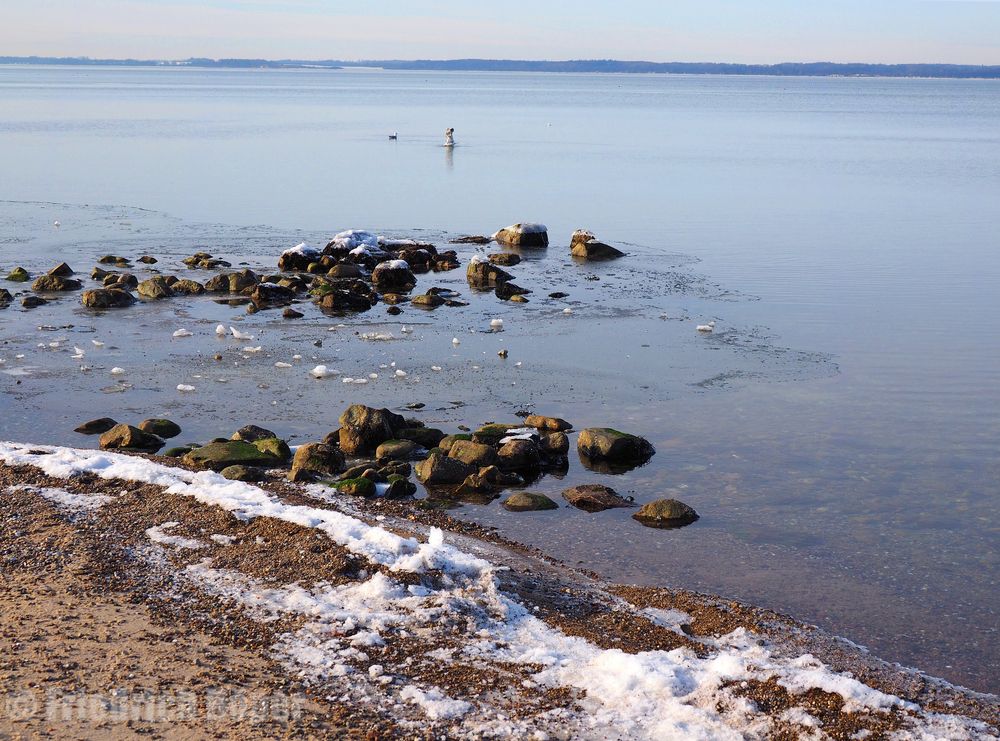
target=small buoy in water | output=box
[697,321,716,333]
[452,337,460,345]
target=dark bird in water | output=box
[388,132,398,140]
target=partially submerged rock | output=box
[74,417,118,435]
[448,440,499,468]
[632,499,699,529]
[32,275,82,292]
[492,223,548,248]
[562,484,633,512]
[99,424,165,453]
[136,276,175,300]
[466,256,514,288]
[5,267,30,282]
[570,229,625,260]
[47,262,74,277]
[138,418,181,439]
[81,288,136,309]
[502,491,559,512]
[375,439,420,461]
[524,414,572,432]
[577,428,655,465]
[231,424,278,443]
[371,260,416,292]
[415,452,474,486]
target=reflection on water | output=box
[1,66,998,692]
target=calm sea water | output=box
[1,66,998,693]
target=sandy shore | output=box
[1,447,997,739]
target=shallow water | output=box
[1,66,998,693]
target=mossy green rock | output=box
[6,267,29,282]
[502,492,559,512]
[632,499,699,528]
[138,418,181,439]
[385,474,417,498]
[221,465,265,482]
[183,441,281,471]
[162,446,194,458]
[252,437,292,462]
[332,477,376,498]
[577,428,655,463]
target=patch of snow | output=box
[172,329,193,338]
[5,484,112,512]
[400,685,472,720]
[177,384,196,392]
[375,260,410,271]
[283,242,320,258]
[146,522,206,550]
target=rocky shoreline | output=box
[1,444,997,739]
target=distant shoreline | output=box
[2,55,1000,79]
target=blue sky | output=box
[2,0,998,64]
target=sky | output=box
[2,0,999,65]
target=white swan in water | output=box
[444,127,455,147]
[697,321,716,333]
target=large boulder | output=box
[415,452,474,486]
[633,499,699,529]
[278,243,322,272]
[562,484,632,513]
[338,404,407,455]
[183,441,282,471]
[577,428,655,465]
[448,440,498,468]
[570,229,625,260]
[497,439,541,471]
[137,276,174,300]
[466,255,513,288]
[289,442,346,482]
[171,279,205,295]
[502,492,559,512]
[492,223,548,248]
[252,437,292,462]
[99,424,164,453]
[32,275,82,292]
[371,260,416,292]
[81,288,136,309]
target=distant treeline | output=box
[3,56,999,79]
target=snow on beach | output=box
[1,441,994,739]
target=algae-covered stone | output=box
[385,474,417,498]
[577,428,655,464]
[74,417,118,435]
[438,434,472,453]
[471,423,518,447]
[332,477,376,498]
[162,446,194,458]
[6,267,29,282]
[252,437,292,461]
[221,465,265,482]
[99,424,164,453]
[289,442,345,482]
[632,499,699,529]
[502,492,559,512]
[138,418,181,439]
[562,484,632,513]
[183,441,280,471]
